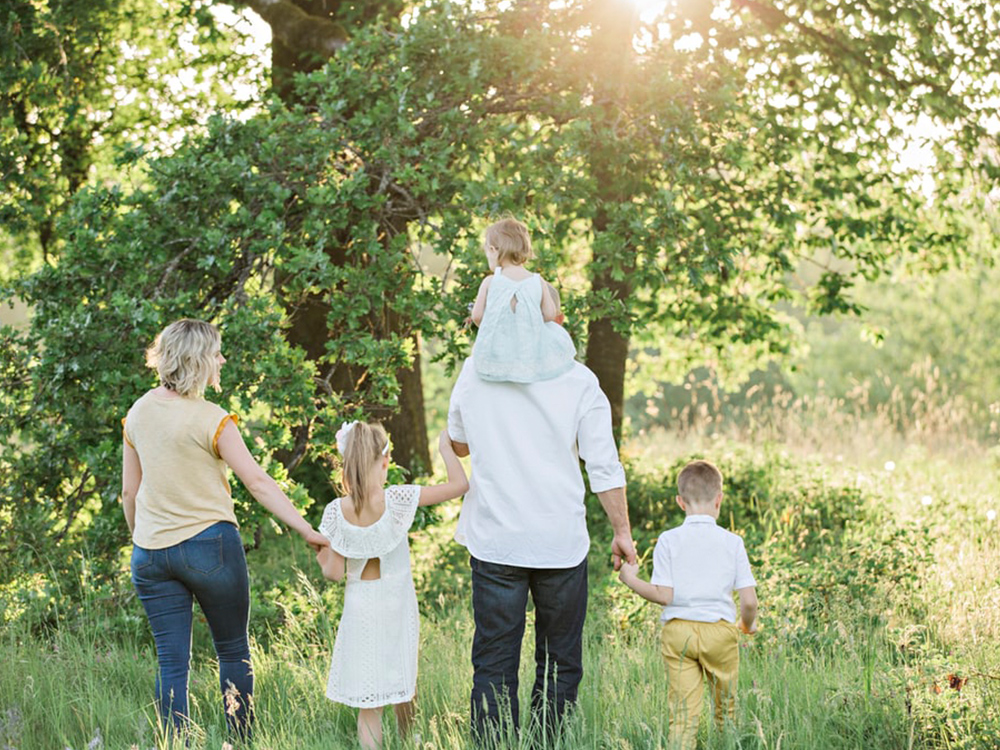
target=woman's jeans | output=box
[131,521,253,739]
[469,556,588,742]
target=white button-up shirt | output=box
[447,358,626,568]
[650,515,756,623]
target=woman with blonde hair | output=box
[121,318,328,740]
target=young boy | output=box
[619,459,758,750]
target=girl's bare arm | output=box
[317,546,346,582]
[419,430,470,506]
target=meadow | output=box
[2,376,999,750]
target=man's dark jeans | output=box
[131,521,253,739]
[470,556,588,743]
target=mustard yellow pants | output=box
[660,619,740,750]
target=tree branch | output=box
[225,0,349,60]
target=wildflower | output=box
[988,510,996,522]
[921,495,933,506]
[884,460,896,472]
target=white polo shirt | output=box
[447,358,626,568]
[650,515,756,623]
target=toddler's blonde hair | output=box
[146,319,221,397]
[677,460,723,506]
[340,422,389,516]
[484,217,533,266]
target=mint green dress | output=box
[473,268,576,383]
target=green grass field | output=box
[2,415,999,749]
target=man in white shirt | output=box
[448,351,635,741]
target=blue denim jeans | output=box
[470,556,588,743]
[131,521,253,739]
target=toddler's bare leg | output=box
[358,707,384,750]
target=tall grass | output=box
[3,380,1000,748]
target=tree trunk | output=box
[265,0,431,476]
[378,330,430,477]
[584,207,632,444]
[582,0,638,445]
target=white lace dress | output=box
[473,268,576,383]
[318,484,421,708]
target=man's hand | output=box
[611,531,637,571]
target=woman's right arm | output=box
[217,419,329,550]
[121,441,142,534]
[418,430,470,506]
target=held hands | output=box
[303,527,330,553]
[618,561,639,585]
[611,532,637,571]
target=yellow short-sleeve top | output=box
[123,390,239,549]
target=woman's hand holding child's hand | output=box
[304,527,329,553]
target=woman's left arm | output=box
[217,419,329,550]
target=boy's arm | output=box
[317,546,346,582]
[470,277,491,326]
[619,562,673,606]
[737,586,758,633]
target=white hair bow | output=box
[335,420,391,457]
[335,421,357,454]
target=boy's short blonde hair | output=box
[483,217,533,266]
[146,319,221,397]
[677,460,723,506]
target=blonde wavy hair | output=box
[483,217,534,266]
[340,422,389,516]
[145,319,222,397]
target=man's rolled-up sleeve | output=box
[577,383,626,493]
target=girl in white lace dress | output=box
[469,217,576,383]
[315,422,468,750]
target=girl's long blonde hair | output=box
[341,422,389,515]
[146,319,221,397]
